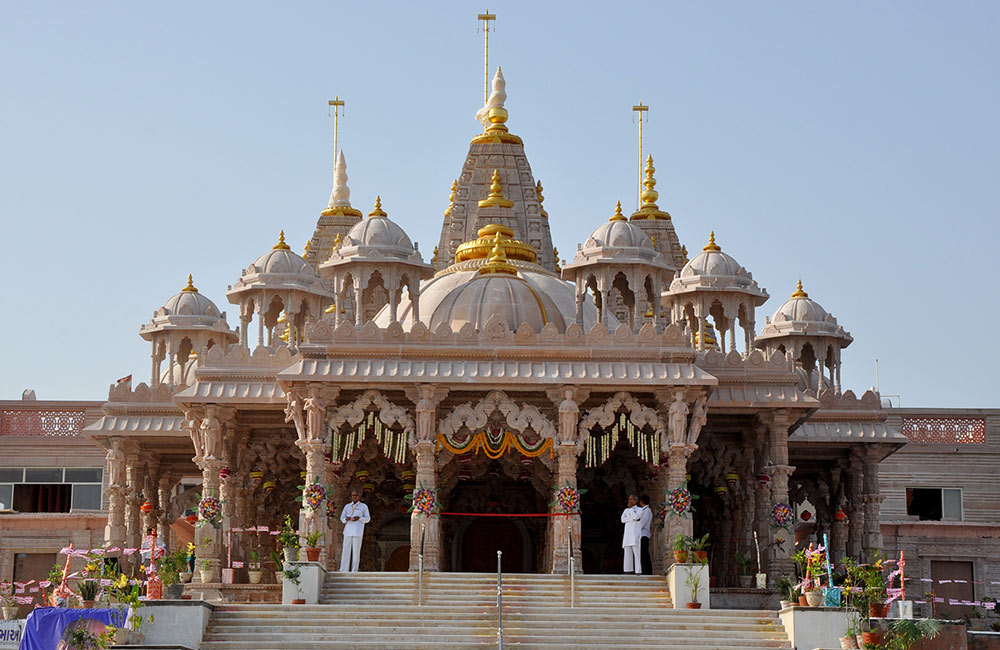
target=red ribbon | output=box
[437,511,578,518]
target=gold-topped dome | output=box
[477,233,519,276]
[791,278,808,298]
[273,230,291,250]
[478,169,514,209]
[702,231,721,252]
[454,224,538,264]
[182,274,198,293]
[609,200,626,222]
[630,155,672,221]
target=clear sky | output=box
[1,2,997,407]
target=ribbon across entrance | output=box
[437,511,577,517]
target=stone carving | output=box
[284,392,306,442]
[439,391,555,442]
[687,395,708,446]
[303,391,327,443]
[578,391,666,455]
[667,390,690,449]
[328,389,414,439]
[200,408,222,460]
[106,437,126,488]
[184,410,202,461]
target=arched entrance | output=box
[456,517,530,572]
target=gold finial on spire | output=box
[324,302,337,314]
[553,247,561,273]
[791,278,809,298]
[182,274,198,292]
[369,196,387,217]
[478,232,518,276]
[536,180,548,218]
[478,169,514,208]
[432,245,439,266]
[703,231,721,252]
[304,240,311,255]
[681,245,689,263]
[273,230,291,250]
[333,233,343,249]
[640,154,659,209]
[444,179,458,216]
[609,200,626,221]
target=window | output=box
[0,467,103,512]
[906,487,963,521]
[71,484,102,510]
[0,484,12,510]
[24,468,63,483]
[0,468,23,482]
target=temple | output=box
[2,67,997,615]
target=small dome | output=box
[770,280,831,324]
[429,274,565,333]
[160,276,222,318]
[248,231,315,278]
[679,232,750,280]
[343,198,414,250]
[582,202,653,251]
[756,279,852,348]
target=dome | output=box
[584,215,652,250]
[772,282,829,324]
[246,231,315,279]
[140,275,237,342]
[756,280,853,347]
[330,197,421,263]
[229,231,330,303]
[429,274,565,334]
[678,232,750,280]
[160,276,222,318]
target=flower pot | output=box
[283,547,299,563]
[165,583,185,599]
[839,636,852,649]
[291,598,306,605]
[779,600,791,609]
[113,628,130,645]
[861,631,884,645]
[200,569,216,584]
[868,603,889,618]
[81,600,94,609]
[798,595,809,607]
[673,550,688,564]
[305,547,321,562]
[693,550,708,563]
[179,571,192,584]
[805,590,823,607]
[738,575,753,588]
[685,602,702,609]
[248,570,263,585]
[2,605,17,620]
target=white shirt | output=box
[639,505,652,538]
[621,505,642,548]
[340,501,371,537]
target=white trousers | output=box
[340,535,362,572]
[623,544,642,574]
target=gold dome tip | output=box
[182,274,198,292]
[369,196,387,217]
[609,200,626,221]
[478,232,518,276]
[324,302,337,314]
[273,230,291,250]
[478,169,514,208]
[791,278,809,298]
[703,231,721,252]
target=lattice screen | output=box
[900,417,986,444]
[0,409,86,437]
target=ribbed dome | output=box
[248,247,315,278]
[756,280,852,348]
[772,295,829,323]
[583,210,653,251]
[161,287,221,318]
[429,274,566,333]
[141,275,236,343]
[343,203,414,252]
[680,248,748,279]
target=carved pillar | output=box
[104,437,127,548]
[764,411,796,584]
[124,454,143,562]
[157,472,172,552]
[288,386,335,565]
[195,406,226,582]
[408,385,447,571]
[752,432,772,578]
[862,446,884,556]
[549,388,582,574]
[142,467,157,534]
[659,389,706,563]
[846,451,864,559]
[830,462,847,566]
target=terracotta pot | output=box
[305,547,321,562]
[291,598,306,605]
[685,602,702,609]
[180,594,192,600]
[805,590,823,607]
[693,550,708,562]
[82,600,94,609]
[248,570,263,585]
[868,602,889,618]
[738,575,753,588]
[861,631,884,645]
[673,550,688,564]
[798,595,809,607]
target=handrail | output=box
[568,518,575,608]
[418,522,425,607]
[496,550,504,649]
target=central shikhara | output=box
[85,68,903,587]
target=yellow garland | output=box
[437,430,553,459]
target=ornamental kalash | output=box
[84,68,903,591]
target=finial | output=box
[791,278,809,298]
[304,240,311,255]
[681,245,689,263]
[333,232,343,250]
[273,230,291,250]
[609,200,626,221]
[327,149,352,210]
[640,154,660,209]
[703,231,721,252]
[276,310,287,324]
[369,196,387,217]
[536,180,548,218]
[324,302,337,314]
[182,274,198,293]
[444,179,458,216]
[478,232,518,276]
[553,247,561,272]
[476,68,508,130]
[478,169,514,208]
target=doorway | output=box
[457,517,530,572]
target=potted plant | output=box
[1,584,17,620]
[78,579,100,608]
[671,533,689,565]
[841,610,862,648]
[279,514,301,564]
[735,551,754,588]
[303,530,323,562]
[859,555,888,618]
[248,550,263,584]
[158,550,187,599]
[199,558,215,584]
[689,534,710,563]
[283,565,304,605]
[883,619,941,650]
[776,575,795,609]
[684,567,702,609]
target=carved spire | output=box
[327,149,352,210]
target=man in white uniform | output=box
[620,494,642,575]
[339,490,370,572]
[638,495,653,575]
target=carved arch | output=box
[577,391,666,455]
[327,389,414,438]
[438,390,555,441]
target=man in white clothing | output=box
[638,495,653,575]
[339,490,370,572]
[620,494,643,575]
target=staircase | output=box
[200,572,791,649]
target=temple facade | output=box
[2,67,997,612]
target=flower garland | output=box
[197,495,222,528]
[772,502,794,531]
[656,503,669,529]
[667,482,698,518]
[406,486,437,516]
[295,475,332,512]
[550,482,587,514]
[437,426,553,459]
[325,499,337,520]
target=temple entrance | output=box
[457,517,528,572]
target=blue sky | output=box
[1,2,997,406]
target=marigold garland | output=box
[437,427,552,459]
[406,487,437,516]
[550,482,586,514]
